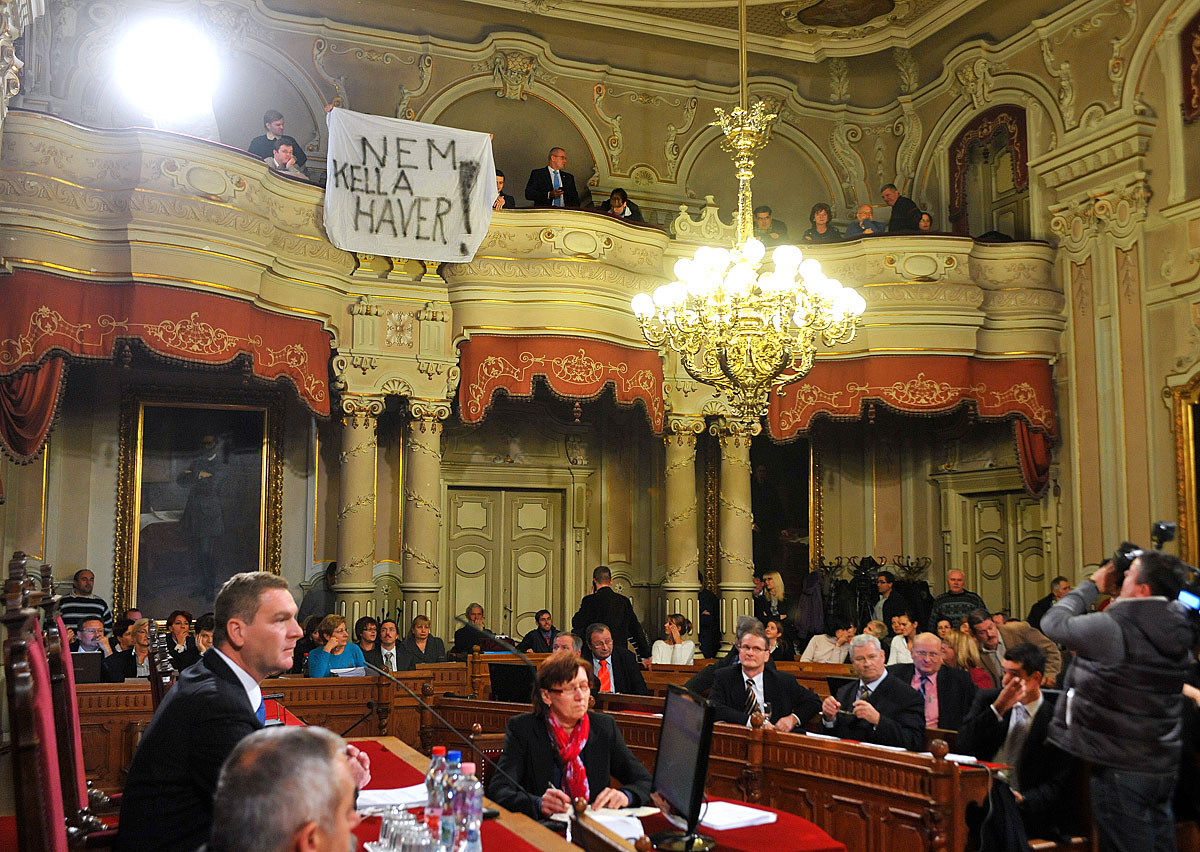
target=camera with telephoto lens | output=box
[1110,522,1178,586]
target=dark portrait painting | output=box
[116,390,283,615]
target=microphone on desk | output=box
[359,658,526,795]
[340,700,378,737]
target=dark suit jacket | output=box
[958,689,1079,839]
[582,646,648,695]
[496,192,516,210]
[516,627,559,653]
[362,643,384,670]
[102,648,147,683]
[879,591,916,635]
[524,167,580,207]
[572,586,651,658]
[886,663,977,731]
[167,637,201,672]
[887,195,922,232]
[598,199,644,222]
[490,711,652,819]
[396,635,447,671]
[1026,594,1054,631]
[826,672,926,750]
[451,625,504,656]
[709,664,820,727]
[248,133,306,168]
[116,649,262,852]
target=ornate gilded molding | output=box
[592,84,624,171]
[475,49,554,101]
[407,398,453,423]
[955,58,994,111]
[1038,37,1076,127]
[339,393,385,428]
[894,48,919,95]
[828,58,850,104]
[1049,177,1151,252]
[664,97,698,181]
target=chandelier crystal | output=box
[629,0,865,434]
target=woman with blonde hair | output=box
[306,614,366,677]
[651,613,696,663]
[759,570,792,635]
[396,614,447,670]
[944,630,991,689]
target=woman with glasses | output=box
[490,651,652,819]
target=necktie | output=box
[1007,703,1031,789]
[383,650,394,672]
[859,682,872,700]
[255,700,266,725]
[551,170,563,207]
[919,675,930,702]
[598,660,612,692]
[745,678,760,718]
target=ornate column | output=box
[713,419,754,650]
[335,393,384,621]
[401,399,450,627]
[661,416,705,625]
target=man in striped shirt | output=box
[59,569,113,635]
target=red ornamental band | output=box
[457,334,665,431]
[0,269,333,461]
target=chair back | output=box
[3,551,69,852]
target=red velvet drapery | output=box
[457,335,665,431]
[1014,417,1052,497]
[0,357,65,463]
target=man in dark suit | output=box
[451,602,503,656]
[1026,575,1071,631]
[493,169,516,210]
[873,570,915,636]
[581,623,648,695]
[571,565,651,658]
[820,634,926,750]
[882,183,922,232]
[887,632,977,731]
[516,609,559,653]
[116,572,370,852]
[958,642,1079,841]
[709,624,820,731]
[524,146,579,208]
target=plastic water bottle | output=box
[454,762,483,852]
[438,751,463,852]
[424,746,447,837]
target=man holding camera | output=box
[1041,548,1194,852]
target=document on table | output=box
[332,666,367,677]
[357,783,427,809]
[699,801,777,830]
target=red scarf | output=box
[547,712,591,803]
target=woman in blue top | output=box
[306,613,366,677]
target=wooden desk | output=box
[352,736,576,852]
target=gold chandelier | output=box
[630,0,865,434]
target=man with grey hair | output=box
[821,633,925,750]
[209,726,360,852]
[553,631,583,654]
[452,602,503,656]
[117,572,370,852]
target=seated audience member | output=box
[684,616,775,694]
[494,169,515,210]
[888,632,977,730]
[992,611,1009,625]
[803,202,842,243]
[599,188,644,222]
[524,146,579,208]
[935,617,954,640]
[292,614,324,674]
[651,613,696,664]
[844,204,887,238]
[166,609,200,671]
[112,616,135,652]
[354,616,378,656]
[517,609,560,653]
[553,631,583,654]
[889,611,919,664]
[371,618,401,671]
[917,211,934,232]
[820,634,925,750]
[710,624,820,731]
[490,652,653,819]
[71,616,112,656]
[122,607,144,622]
[944,630,994,689]
[958,643,1079,842]
[882,183,922,232]
[306,614,366,677]
[60,568,114,634]
[102,617,152,682]
[397,614,447,670]
[582,623,648,695]
[194,612,215,656]
[264,139,307,179]
[753,205,788,245]
[800,617,855,664]
[864,619,890,661]
[967,608,1061,688]
[764,617,794,662]
[1026,575,1071,632]
[118,572,368,852]
[452,602,503,656]
[247,109,307,169]
[209,726,360,852]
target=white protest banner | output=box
[324,108,495,263]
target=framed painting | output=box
[114,387,283,615]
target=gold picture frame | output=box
[1174,373,1200,565]
[114,386,284,615]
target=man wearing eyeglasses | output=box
[886,632,977,730]
[709,624,820,732]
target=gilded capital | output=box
[407,398,452,427]
[340,393,385,429]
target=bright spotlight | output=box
[113,19,219,126]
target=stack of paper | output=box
[699,801,777,830]
[356,783,428,809]
[332,666,367,677]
